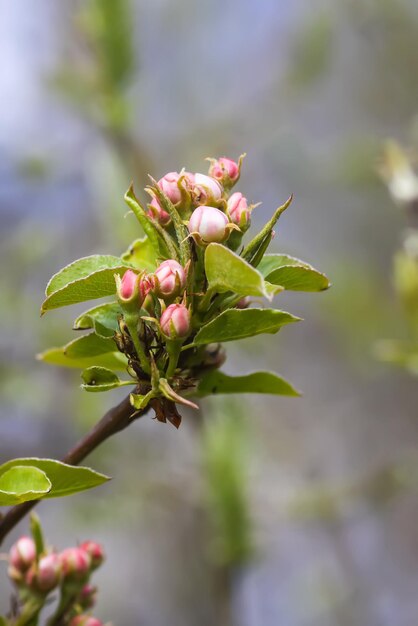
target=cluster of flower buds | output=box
[7,534,105,624]
[117,261,191,341]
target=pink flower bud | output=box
[79,541,105,570]
[154,260,186,299]
[118,270,139,301]
[227,192,250,228]
[9,536,36,571]
[69,617,104,626]
[236,296,251,309]
[158,171,182,205]
[35,553,62,592]
[160,304,191,339]
[193,173,223,205]
[209,157,240,186]
[78,584,97,609]
[60,547,91,581]
[148,196,171,226]
[188,206,229,244]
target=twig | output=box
[0,392,147,545]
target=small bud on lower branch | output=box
[160,304,191,339]
[9,536,36,572]
[79,541,105,570]
[60,546,91,581]
[154,259,186,299]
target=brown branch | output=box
[0,392,148,546]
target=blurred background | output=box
[1,0,418,624]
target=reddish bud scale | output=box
[160,304,191,339]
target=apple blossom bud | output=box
[34,553,62,592]
[78,584,97,609]
[118,270,139,301]
[158,171,182,205]
[160,304,191,339]
[79,541,105,570]
[193,173,223,205]
[148,196,171,226]
[188,206,229,244]
[154,260,186,299]
[227,192,250,229]
[9,536,36,572]
[60,547,91,581]
[209,157,240,187]
[69,617,104,626]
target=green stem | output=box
[125,315,150,375]
[165,341,182,379]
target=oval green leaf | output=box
[81,366,135,392]
[193,308,301,346]
[0,466,51,506]
[121,237,158,271]
[258,254,330,291]
[197,370,300,397]
[74,302,121,337]
[37,346,128,371]
[42,255,134,313]
[0,459,110,500]
[205,244,269,299]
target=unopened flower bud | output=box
[69,617,104,626]
[208,157,240,187]
[60,547,91,582]
[148,196,171,226]
[9,536,36,572]
[34,553,61,592]
[193,173,223,205]
[79,541,104,570]
[118,270,139,301]
[158,171,182,205]
[154,260,186,299]
[78,584,97,609]
[227,192,250,229]
[188,206,229,244]
[160,304,191,339]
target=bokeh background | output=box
[1,0,418,624]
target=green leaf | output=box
[197,370,300,397]
[63,333,116,358]
[37,346,128,371]
[121,237,158,271]
[30,512,45,556]
[125,184,172,258]
[81,366,135,392]
[194,308,301,345]
[205,244,269,298]
[130,390,156,411]
[0,458,110,500]
[258,254,330,291]
[0,466,51,506]
[242,196,293,265]
[42,255,134,312]
[74,302,121,337]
